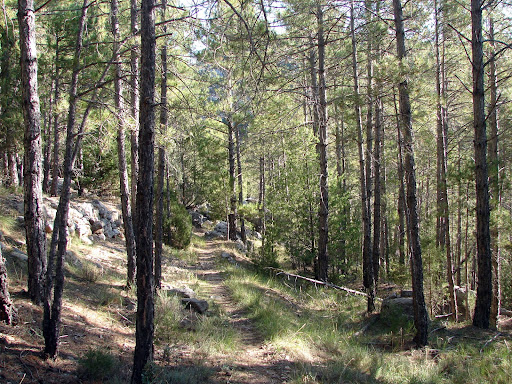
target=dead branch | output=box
[265,267,382,301]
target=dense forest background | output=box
[1,0,512,381]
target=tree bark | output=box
[50,35,61,197]
[434,0,457,321]
[316,3,328,282]
[471,0,492,330]
[18,0,46,305]
[235,123,246,244]
[227,118,237,241]
[130,0,140,215]
[0,247,15,325]
[395,92,406,266]
[488,15,500,329]
[351,0,373,312]
[393,0,429,347]
[131,0,156,379]
[111,0,136,289]
[43,0,89,358]
[155,0,168,290]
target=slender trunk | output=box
[227,119,237,241]
[393,0,429,346]
[434,0,457,321]
[111,0,136,289]
[235,123,246,244]
[471,0,492,330]
[488,16,500,329]
[372,95,382,285]
[351,0,373,312]
[50,36,60,197]
[395,92,406,266]
[155,0,168,290]
[456,149,462,286]
[131,0,156,379]
[42,81,53,193]
[0,246,14,324]
[130,0,140,214]
[43,0,89,357]
[316,3,328,282]
[18,0,47,305]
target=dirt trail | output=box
[191,238,292,384]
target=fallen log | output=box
[265,267,382,301]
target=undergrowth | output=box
[223,263,512,384]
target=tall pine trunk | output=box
[351,1,374,312]
[130,0,140,214]
[155,0,168,290]
[471,0,492,330]
[227,119,237,241]
[43,0,89,357]
[0,247,14,324]
[131,0,156,380]
[393,0,429,346]
[18,0,46,305]
[111,0,136,289]
[488,16,500,329]
[316,3,328,282]
[50,36,61,197]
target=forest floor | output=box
[1,190,512,384]
[0,191,296,383]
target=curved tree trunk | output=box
[18,0,47,305]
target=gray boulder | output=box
[189,210,207,228]
[380,293,417,329]
[182,298,209,314]
[162,285,196,299]
[214,221,228,236]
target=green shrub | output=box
[78,348,118,380]
[163,193,192,249]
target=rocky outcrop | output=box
[15,196,124,245]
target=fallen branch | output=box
[265,267,382,301]
[480,332,501,353]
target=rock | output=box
[246,239,254,253]
[162,285,196,299]
[76,221,92,238]
[400,290,413,298]
[204,230,224,240]
[182,298,209,314]
[66,250,82,268]
[235,240,246,253]
[90,220,104,234]
[16,216,25,226]
[189,210,206,228]
[45,221,53,234]
[214,221,228,236]
[380,296,415,328]
[221,251,235,264]
[455,286,474,318]
[9,249,28,262]
[94,233,106,241]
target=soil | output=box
[0,192,293,383]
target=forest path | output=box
[190,235,292,384]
